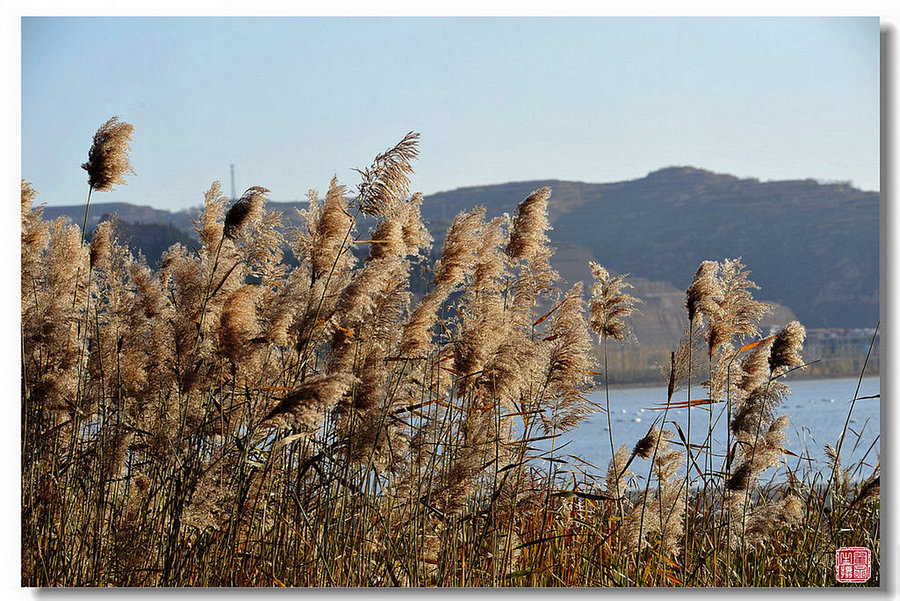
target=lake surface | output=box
[536,376,880,484]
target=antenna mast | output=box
[230,164,236,201]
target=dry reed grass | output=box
[20,126,879,587]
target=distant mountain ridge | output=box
[37,166,879,332]
[421,167,878,330]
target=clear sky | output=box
[21,16,880,211]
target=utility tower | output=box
[230,164,236,201]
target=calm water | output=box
[537,376,880,483]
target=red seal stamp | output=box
[836,547,871,583]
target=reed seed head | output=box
[89,220,114,270]
[21,179,37,214]
[737,337,774,395]
[852,474,880,506]
[81,116,135,192]
[22,180,50,270]
[542,282,596,433]
[712,259,769,350]
[225,186,269,239]
[264,373,358,430]
[401,207,483,356]
[218,284,260,365]
[685,260,722,323]
[769,320,806,374]
[355,131,420,216]
[507,187,552,261]
[633,426,661,459]
[589,262,640,342]
[605,443,632,499]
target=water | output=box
[538,376,880,484]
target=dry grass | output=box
[20,124,879,587]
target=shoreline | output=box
[604,371,881,393]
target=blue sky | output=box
[21,16,879,210]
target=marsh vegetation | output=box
[21,123,879,587]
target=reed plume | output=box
[330,195,429,466]
[736,337,775,397]
[723,319,806,557]
[21,180,49,259]
[21,180,50,303]
[492,188,557,421]
[21,178,37,214]
[25,218,89,413]
[182,452,240,534]
[540,282,595,433]
[82,116,135,192]
[769,320,806,375]
[224,186,269,240]
[401,207,483,356]
[506,187,556,301]
[355,131,420,216]
[707,258,770,357]
[849,474,880,508]
[632,426,661,459]
[507,187,551,262]
[623,428,685,554]
[218,284,262,366]
[604,443,633,500]
[589,262,640,342]
[80,117,134,243]
[451,216,509,396]
[89,219,113,270]
[263,372,358,430]
[196,182,228,249]
[685,260,722,324]
[300,178,355,280]
[735,495,804,547]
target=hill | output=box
[421,168,879,330]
